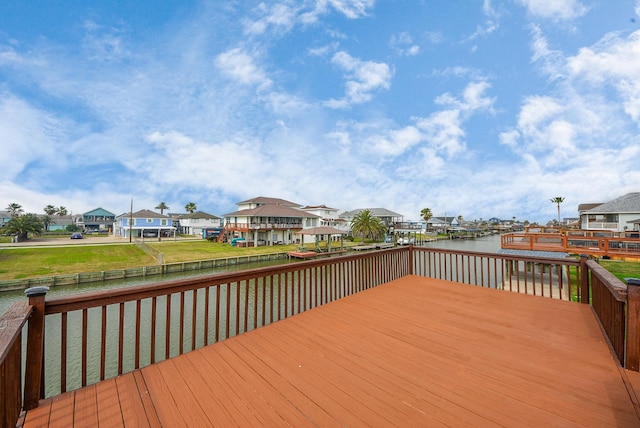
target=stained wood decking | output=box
[22,275,640,427]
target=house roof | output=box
[179,211,220,219]
[301,204,338,211]
[585,192,640,214]
[340,208,403,218]
[117,209,170,219]
[224,204,320,218]
[236,196,301,207]
[83,207,115,217]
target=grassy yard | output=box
[599,260,640,282]
[0,240,350,280]
[147,241,302,263]
[0,246,155,280]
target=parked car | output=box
[70,233,83,239]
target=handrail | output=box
[38,248,410,398]
[0,301,33,427]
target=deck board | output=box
[22,275,640,427]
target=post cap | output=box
[24,286,49,297]
[626,278,640,287]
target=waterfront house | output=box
[0,210,11,228]
[81,207,116,232]
[177,211,222,236]
[222,196,320,245]
[114,209,175,239]
[43,214,78,232]
[579,192,640,232]
[339,208,403,236]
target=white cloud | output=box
[389,32,420,56]
[518,0,588,21]
[567,30,640,122]
[215,48,273,90]
[325,51,392,108]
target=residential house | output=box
[579,192,640,232]
[222,197,320,245]
[339,208,404,235]
[45,215,78,232]
[427,216,455,232]
[300,205,349,241]
[81,208,116,232]
[178,211,222,237]
[114,209,175,239]
[0,211,11,228]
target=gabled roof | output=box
[83,207,116,217]
[340,208,403,218]
[117,209,169,219]
[179,211,220,219]
[301,204,338,211]
[224,204,319,218]
[585,192,640,214]
[236,196,301,207]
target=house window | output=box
[147,218,153,223]
[161,219,168,226]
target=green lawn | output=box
[599,260,640,283]
[0,246,155,280]
[147,241,301,263]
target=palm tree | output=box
[350,210,386,244]
[1,213,44,241]
[185,202,197,214]
[420,208,432,230]
[155,202,169,215]
[42,214,55,231]
[44,205,57,216]
[57,206,68,216]
[550,197,565,225]
[6,203,23,217]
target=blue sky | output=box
[1,0,639,223]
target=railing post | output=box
[579,255,589,304]
[23,286,49,410]
[408,244,414,275]
[626,278,640,371]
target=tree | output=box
[6,203,23,217]
[155,202,169,215]
[420,208,432,230]
[350,209,386,243]
[550,197,565,225]
[1,213,44,241]
[57,206,68,216]
[185,202,197,213]
[42,214,55,231]
[44,205,57,216]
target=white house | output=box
[178,211,222,236]
[579,192,640,232]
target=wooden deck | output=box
[22,275,640,427]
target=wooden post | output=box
[626,278,640,371]
[579,255,589,304]
[408,244,414,276]
[23,286,48,410]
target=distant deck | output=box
[22,275,640,427]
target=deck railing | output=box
[1,245,638,427]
